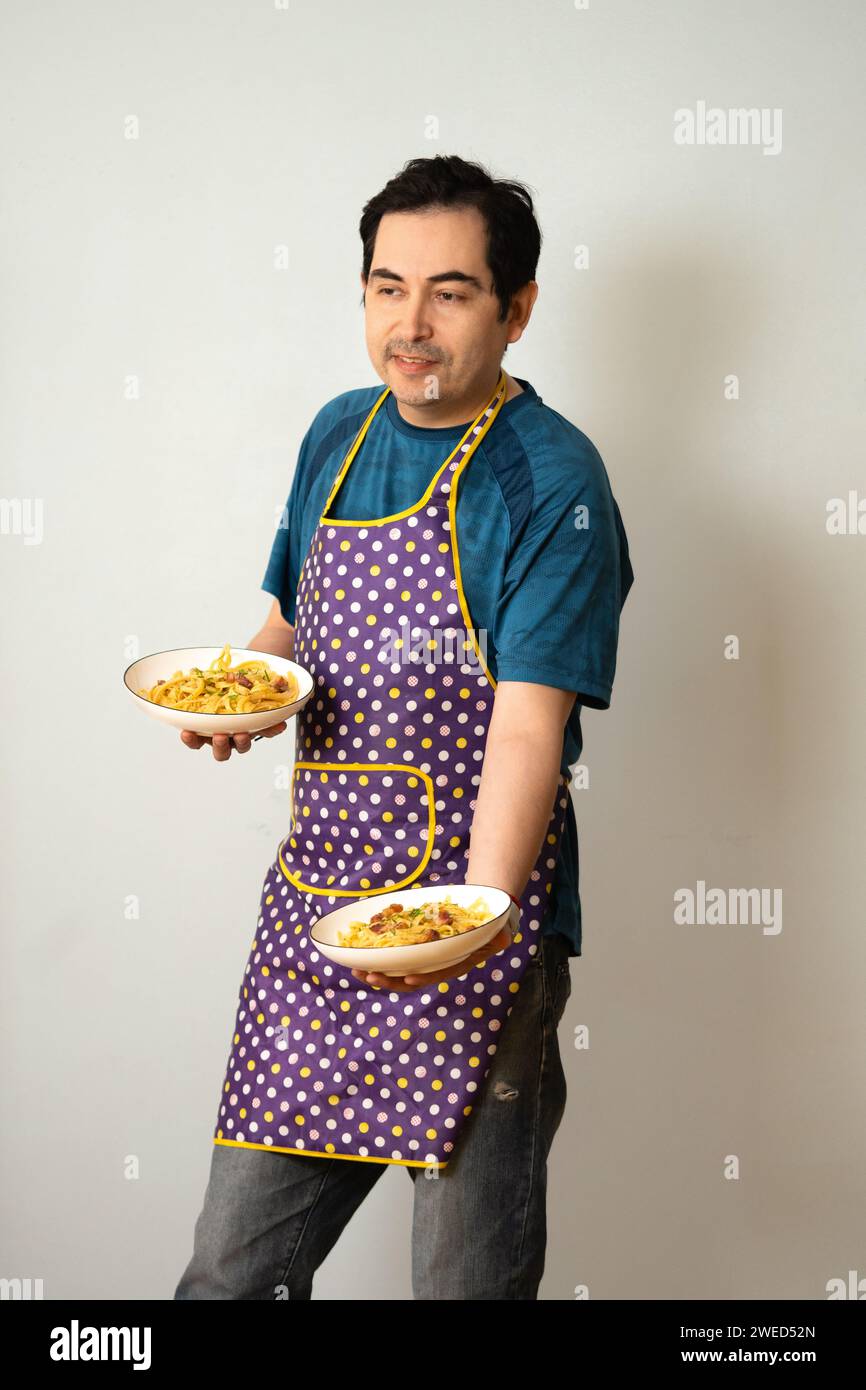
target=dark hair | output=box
[359,154,541,323]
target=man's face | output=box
[361,206,527,410]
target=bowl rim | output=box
[123,645,314,718]
[309,885,511,952]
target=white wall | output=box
[2,0,863,1299]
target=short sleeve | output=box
[261,424,317,626]
[492,432,634,709]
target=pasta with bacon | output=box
[137,643,298,715]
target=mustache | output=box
[389,350,442,362]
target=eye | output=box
[374,287,463,302]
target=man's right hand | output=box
[180,721,288,761]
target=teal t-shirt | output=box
[262,377,634,957]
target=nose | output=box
[394,293,434,346]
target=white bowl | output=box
[124,646,314,736]
[310,884,518,977]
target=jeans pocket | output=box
[552,959,572,1024]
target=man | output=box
[175,154,633,1300]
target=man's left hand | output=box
[351,924,513,994]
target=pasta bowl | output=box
[309,884,518,977]
[124,645,314,737]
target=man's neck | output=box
[393,371,524,428]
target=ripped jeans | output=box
[174,930,573,1301]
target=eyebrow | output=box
[368,267,486,292]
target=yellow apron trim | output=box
[318,370,507,527]
[445,373,509,691]
[277,760,437,897]
[214,1136,448,1168]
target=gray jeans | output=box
[174,930,573,1300]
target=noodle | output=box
[338,894,494,949]
[137,642,299,715]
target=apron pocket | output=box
[278,760,437,897]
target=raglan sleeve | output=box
[492,430,634,710]
[261,423,317,626]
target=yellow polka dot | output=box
[431,1078,443,1090]
[265,895,274,905]
[397,1077,409,1088]
[264,1110,273,1121]
[370,564,381,576]
[426,1128,437,1139]
[424,687,435,699]
[246,1060,255,1071]
[468,1057,480,1067]
[340,539,351,550]
[459,688,470,699]
[331,637,341,648]
[405,540,415,551]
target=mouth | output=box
[392,354,438,373]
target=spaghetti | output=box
[338,894,494,949]
[137,642,298,714]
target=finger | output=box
[181,730,207,749]
[402,931,512,986]
[212,733,233,762]
[261,721,288,738]
[232,732,252,754]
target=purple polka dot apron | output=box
[213,370,571,1169]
